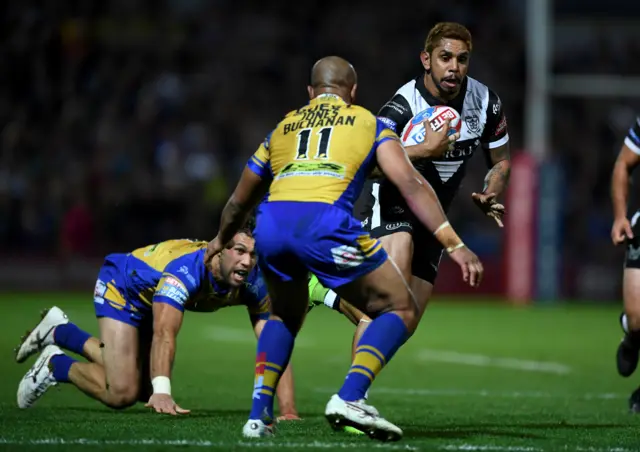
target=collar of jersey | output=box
[310,93,346,104]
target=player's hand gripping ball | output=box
[401,105,462,156]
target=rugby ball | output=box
[401,106,462,146]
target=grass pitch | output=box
[0,293,638,451]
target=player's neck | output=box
[209,256,224,285]
[313,89,350,104]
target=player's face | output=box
[219,233,257,287]
[422,38,470,99]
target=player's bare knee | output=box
[394,300,420,333]
[370,291,419,332]
[106,381,139,409]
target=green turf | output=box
[1,293,639,451]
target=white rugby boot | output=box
[15,306,69,363]
[242,419,275,438]
[17,345,64,409]
[325,394,402,442]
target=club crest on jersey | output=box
[465,111,480,133]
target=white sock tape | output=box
[323,291,338,309]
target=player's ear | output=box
[420,51,431,73]
[307,85,314,99]
[350,84,357,103]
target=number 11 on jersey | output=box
[296,127,333,160]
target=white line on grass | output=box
[418,350,572,375]
[312,387,626,400]
[440,446,638,452]
[0,439,636,452]
[0,438,416,450]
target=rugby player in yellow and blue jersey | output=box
[206,56,483,441]
[15,229,298,419]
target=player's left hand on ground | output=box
[204,236,224,264]
[471,192,505,227]
[145,393,190,416]
[277,413,302,422]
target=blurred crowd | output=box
[1,0,639,298]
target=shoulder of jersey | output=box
[283,108,300,119]
[396,78,418,98]
[350,104,376,117]
[464,76,492,101]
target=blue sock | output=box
[50,354,77,383]
[338,312,409,401]
[53,323,91,355]
[249,319,295,423]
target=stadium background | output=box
[3,2,640,451]
[1,1,640,298]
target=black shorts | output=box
[357,180,443,284]
[626,210,640,269]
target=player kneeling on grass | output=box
[14,233,298,419]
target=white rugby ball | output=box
[400,106,462,146]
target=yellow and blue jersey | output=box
[93,239,269,328]
[247,93,398,213]
[247,94,396,290]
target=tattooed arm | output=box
[470,143,510,227]
[482,143,511,200]
[471,90,510,227]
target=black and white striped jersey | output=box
[376,75,508,211]
[625,117,640,155]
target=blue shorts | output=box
[93,254,148,328]
[254,202,387,289]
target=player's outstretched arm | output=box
[146,302,190,415]
[213,168,270,253]
[612,144,640,244]
[472,143,510,228]
[376,139,483,287]
[251,316,300,421]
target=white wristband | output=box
[152,376,171,395]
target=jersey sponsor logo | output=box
[443,139,480,160]
[495,115,507,136]
[178,265,197,287]
[384,101,409,116]
[158,276,189,306]
[377,116,397,131]
[628,243,640,262]
[277,161,345,179]
[331,245,365,270]
[385,221,411,231]
[492,102,501,115]
[94,279,107,298]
